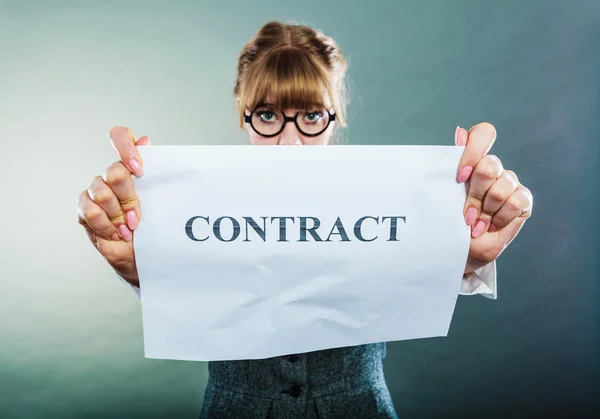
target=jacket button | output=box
[281,384,302,398]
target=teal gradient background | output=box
[0,0,598,417]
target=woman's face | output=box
[237,99,334,146]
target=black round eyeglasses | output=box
[244,106,336,138]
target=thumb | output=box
[109,126,146,177]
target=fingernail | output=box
[457,127,467,146]
[111,232,119,241]
[472,220,486,238]
[129,159,143,177]
[465,207,478,226]
[119,224,133,241]
[489,224,497,232]
[454,126,460,145]
[458,165,473,183]
[126,210,139,230]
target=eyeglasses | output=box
[244,106,336,138]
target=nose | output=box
[278,122,303,145]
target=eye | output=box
[303,111,323,123]
[258,111,275,122]
[254,108,281,124]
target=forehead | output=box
[242,70,333,110]
[251,90,332,110]
[254,101,329,110]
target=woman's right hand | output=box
[77,126,150,287]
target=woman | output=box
[77,21,533,418]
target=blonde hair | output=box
[234,21,349,140]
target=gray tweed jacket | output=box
[199,342,398,418]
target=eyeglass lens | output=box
[251,106,331,136]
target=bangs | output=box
[239,47,334,116]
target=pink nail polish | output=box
[119,224,133,241]
[111,232,119,241]
[489,224,497,232]
[457,127,467,146]
[126,210,139,230]
[472,220,486,238]
[129,159,143,177]
[465,207,478,226]
[458,165,473,183]
[454,126,460,145]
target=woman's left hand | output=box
[455,122,533,275]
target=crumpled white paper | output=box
[133,145,470,361]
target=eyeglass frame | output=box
[243,105,336,138]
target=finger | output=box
[490,185,533,233]
[77,190,120,242]
[109,126,147,178]
[457,122,497,183]
[102,161,141,234]
[479,170,520,227]
[463,154,503,238]
[87,174,130,241]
